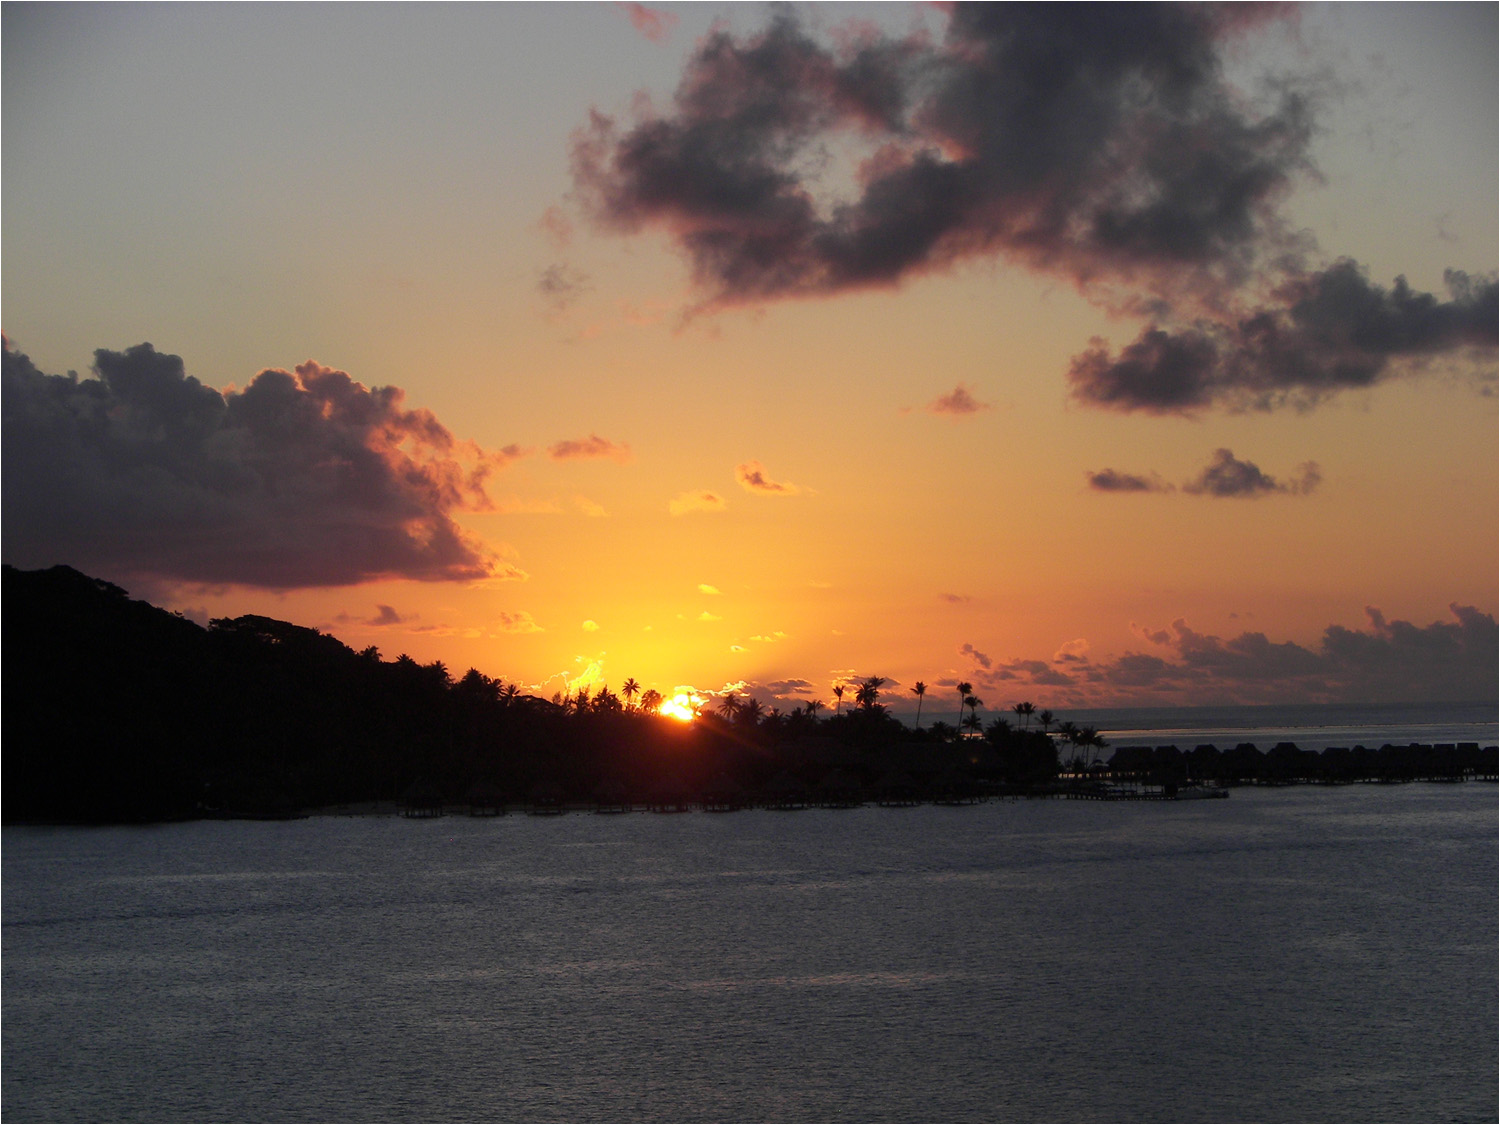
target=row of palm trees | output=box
[565,674,1106,763]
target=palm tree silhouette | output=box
[621,678,640,709]
[955,682,973,736]
[833,684,846,715]
[1013,701,1035,731]
[856,676,887,710]
[912,682,927,728]
[718,692,740,721]
[965,695,983,738]
[639,688,663,714]
[1038,709,1054,735]
[804,698,824,718]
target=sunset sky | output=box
[4,2,1496,711]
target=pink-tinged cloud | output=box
[1,342,523,588]
[549,433,633,463]
[927,384,991,417]
[669,489,727,515]
[617,2,678,44]
[735,460,800,495]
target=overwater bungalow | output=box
[526,779,567,815]
[702,773,747,812]
[647,776,692,813]
[400,781,445,818]
[762,770,809,810]
[465,782,507,817]
[814,768,864,808]
[592,778,633,814]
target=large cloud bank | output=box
[573,4,1495,409]
[958,604,1498,705]
[2,341,521,588]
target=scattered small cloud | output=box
[669,489,727,515]
[766,678,815,696]
[959,642,993,670]
[1086,469,1173,493]
[573,495,608,517]
[368,605,407,627]
[735,460,801,495]
[549,433,632,463]
[698,583,722,595]
[927,384,991,418]
[729,644,747,652]
[538,205,574,249]
[494,611,544,635]
[1183,449,1321,498]
[698,610,722,622]
[538,264,590,311]
[750,631,788,643]
[939,592,972,604]
[1054,638,1091,663]
[616,1,678,43]
[582,619,600,632]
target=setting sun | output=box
[658,693,701,722]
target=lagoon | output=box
[4,784,1496,1122]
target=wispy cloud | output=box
[1086,469,1173,494]
[669,489,727,515]
[927,384,991,418]
[616,2,678,44]
[494,610,544,635]
[735,460,801,495]
[549,433,632,463]
[1088,451,1319,497]
[959,642,993,670]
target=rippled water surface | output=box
[5,785,1496,1122]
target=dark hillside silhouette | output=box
[4,564,1493,823]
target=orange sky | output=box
[4,4,1496,711]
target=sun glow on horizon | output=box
[658,691,703,722]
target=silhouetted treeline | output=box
[3,565,1495,823]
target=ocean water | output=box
[4,785,1496,1122]
[902,700,1499,753]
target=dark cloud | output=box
[766,678,816,696]
[2,341,525,589]
[959,604,1496,705]
[939,592,972,604]
[927,384,990,417]
[1182,448,1320,497]
[1070,262,1499,413]
[1086,468,1172,493]
[574,9,1494,410]
[573,5,1309,309]
[1088,605,1498,703]
[369,604,407,627]
[735,460,801,495]
[549,433,632,462]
